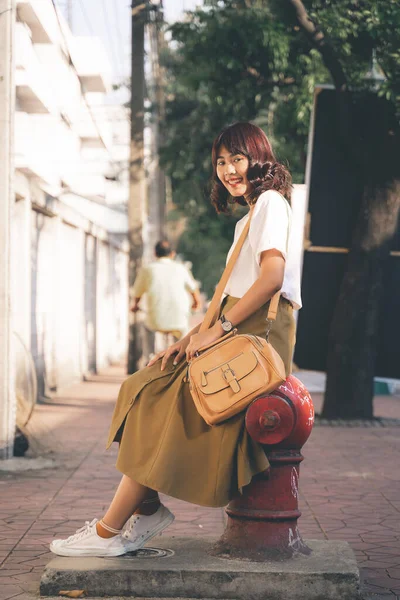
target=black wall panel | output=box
[375,258,400,378]
[307,90,363,248]
[296,88,400,378]
[294,252,347,371]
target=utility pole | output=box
[146,1,166,256]
[0,0,16,457]
[154,3,174,248]
[127,0,147,374]
[154,1,167,237]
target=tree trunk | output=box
[322,89,400,418]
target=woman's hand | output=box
[147,336,190,371]
[185,323,223,362]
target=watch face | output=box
[222,320,232,332]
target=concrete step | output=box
[41,536,361,600]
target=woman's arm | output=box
[223,249,285,327]
[185,249,285,360]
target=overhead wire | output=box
[101,0,123,81]
[50,0,116,164]
[110,0,127,78]
[77,0,95,35]
[58,0,127,81]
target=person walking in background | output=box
[130,240,201,343]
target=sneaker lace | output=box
[65,519,97,544]
[123,515,140,538]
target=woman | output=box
[50,122,302,557]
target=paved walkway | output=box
[0,366,399,599]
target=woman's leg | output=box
[99,476,152,529]
[96,475,172,548]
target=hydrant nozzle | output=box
[259,409,280,430]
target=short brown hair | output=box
[210,122,292,214]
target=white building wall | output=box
[54,220,84,390]
[11,194,32,347]
[0,0,16,458]
[7,0,130,416]
[30,207,58,397]
[83,233,97,374]
[28,198,128,399]
[96,241,129,370]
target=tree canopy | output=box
[160,0,400,296]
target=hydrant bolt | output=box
[259,410,280,430]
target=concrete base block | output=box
[40,537,361,600]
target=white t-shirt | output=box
[224,190,302,310]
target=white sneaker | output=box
[123,505,175,552]
[50,518,128,557]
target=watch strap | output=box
[220,315,233,331]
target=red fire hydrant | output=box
[212,375,314,561]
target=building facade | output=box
[12,0,129,414]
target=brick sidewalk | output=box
[301,392,400,600]
[0,366,399,599]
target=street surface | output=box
[0,366,399,599]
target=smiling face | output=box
[216,145,252,200]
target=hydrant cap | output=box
[246,395,295,445]
[245,375,314,449]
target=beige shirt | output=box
[133,257,198,336]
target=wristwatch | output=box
[220,314,234,333]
